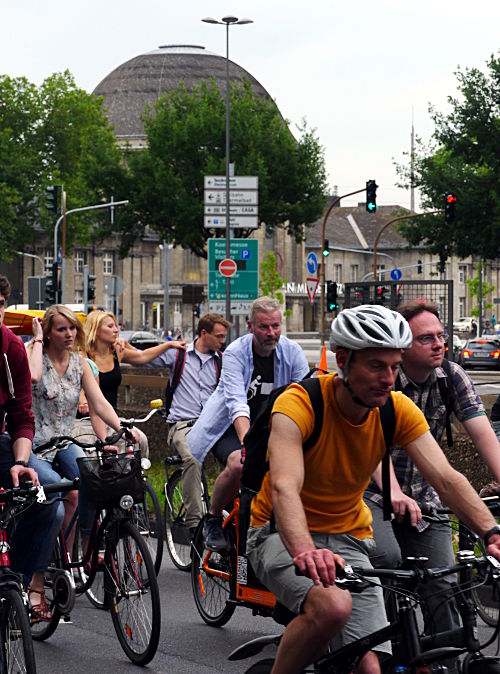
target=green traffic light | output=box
[367,202,376,212]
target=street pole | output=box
[163,241,170,336]
[16,252,44,310]
[202,15,253,332]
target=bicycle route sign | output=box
[208,238,259,314]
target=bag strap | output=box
[299,377,324,451]
[379,395,396,521]
[438,357,454,448]
[214,351,223,384]
[170,348,187,395]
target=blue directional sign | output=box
[390,268,402,281]
[306,252,318,275]
[241,248,251,260]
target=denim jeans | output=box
[28,443,94,537]
[0,433,64,586]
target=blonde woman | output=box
[26,305,137,620]
[83,311,184,451]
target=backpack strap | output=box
[171,348,187,394]
[379,395,396,521]
[214,351,223,384]
[299,377,324,451]
[438,358,455,448]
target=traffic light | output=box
[417,259,423,275]
[45,185,59,214]
[376,286,388,304]
[193,304,200,318]
[326,281,338,312]
[44,262,58,306]
[87,275,96,302]
[322,239,330,258]
[444,193,456,223]
[366,180,378,213]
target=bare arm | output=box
[371,458,422,525]
[10,437,39,487]
[120,340,186,366]
[269,413,343,586]
[234,416,251,445]
[405,430,499,538]
[81,359,122,432]
[25,317,44,383]
[463,415,500,481]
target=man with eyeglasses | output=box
[364,300,500,674]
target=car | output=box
[459,338,500,370]
[119,330,164,350]
[445,334,465,360]
[453,317,476,334]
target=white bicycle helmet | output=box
[330,304,413,352]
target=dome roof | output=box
[93,45,273,142]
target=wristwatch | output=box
[483,524,500,547]
[14,460,28,468]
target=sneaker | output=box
[203,514,230,554]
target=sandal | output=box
[28,587,52,623]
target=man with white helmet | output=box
[245,304,500,674]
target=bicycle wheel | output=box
[1,589,37,674]
[106,520,161,665]
[465,654,500,673]
[131,481,163,575]
[164,469,192,571]
[191,521,235,627]
[72,517,107,610]
[30,541,63,641]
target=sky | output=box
[2,0,499,209]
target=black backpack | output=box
[164,348,222,415]
[241,373,397,520]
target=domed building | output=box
[93,44,273,148]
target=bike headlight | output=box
[119,494,134,510]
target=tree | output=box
[259,252,291,318]
[396,53,500,261]
[0,72,129,259]
[465,262,495,318]
[129,79,328,257]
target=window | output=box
[183,250,201,281]
[438,296,445,320]
[458,265,467,285]
[349,264,359,283]
[333,264,342,283]
[103,253,113,276]
[74,251,86,273]
[43,250,54,274]
[459,297,466,319]
[74,290,83,304]
[375,264,386,281]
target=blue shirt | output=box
[149,342,220,422]
[188,333,309,463]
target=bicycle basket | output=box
[77,451,144,508]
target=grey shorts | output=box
[246,523,391,654]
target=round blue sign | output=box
[306,252,318,275]
[390,268,402,281]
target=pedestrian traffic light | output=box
[322,239,330,258]
[366,180,378,213]
[45,185,59,214]
[44,262,58,306]
[326,281,338,312]
[87,275,96,302]
[193,304,200,318]
[417,259,423,274]
[444,193,456,223]
[376,285,388,304]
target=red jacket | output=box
[0,325,35,444]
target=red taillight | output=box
[463,350,472,358]
[492,351,500,358]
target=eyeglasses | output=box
[0,299,5,308]
[415,333,446,346]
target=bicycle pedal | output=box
[62,614,72,623]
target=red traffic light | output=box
[446,194,457,204]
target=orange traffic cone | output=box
[318,345,328,375]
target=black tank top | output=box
[99,354,122,411]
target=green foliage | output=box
[129,79,328,257]
[465,262,495,316]
[259,252,291,316]
[396,53,500,261]
[0,72,129,259]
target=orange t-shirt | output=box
[250,374,429,538]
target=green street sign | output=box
[208,239,259,302]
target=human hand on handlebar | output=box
[10,464,39,487]
[293,548,345,588]
[391,491,422,526]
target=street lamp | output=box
[202,16,253,325]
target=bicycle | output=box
[30,428,161,666]
[229,551,500,673]
[0,479,75,674]
[155,403,210,572]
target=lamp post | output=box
[202,15,253,325]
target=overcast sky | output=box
[2,0,499,208]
